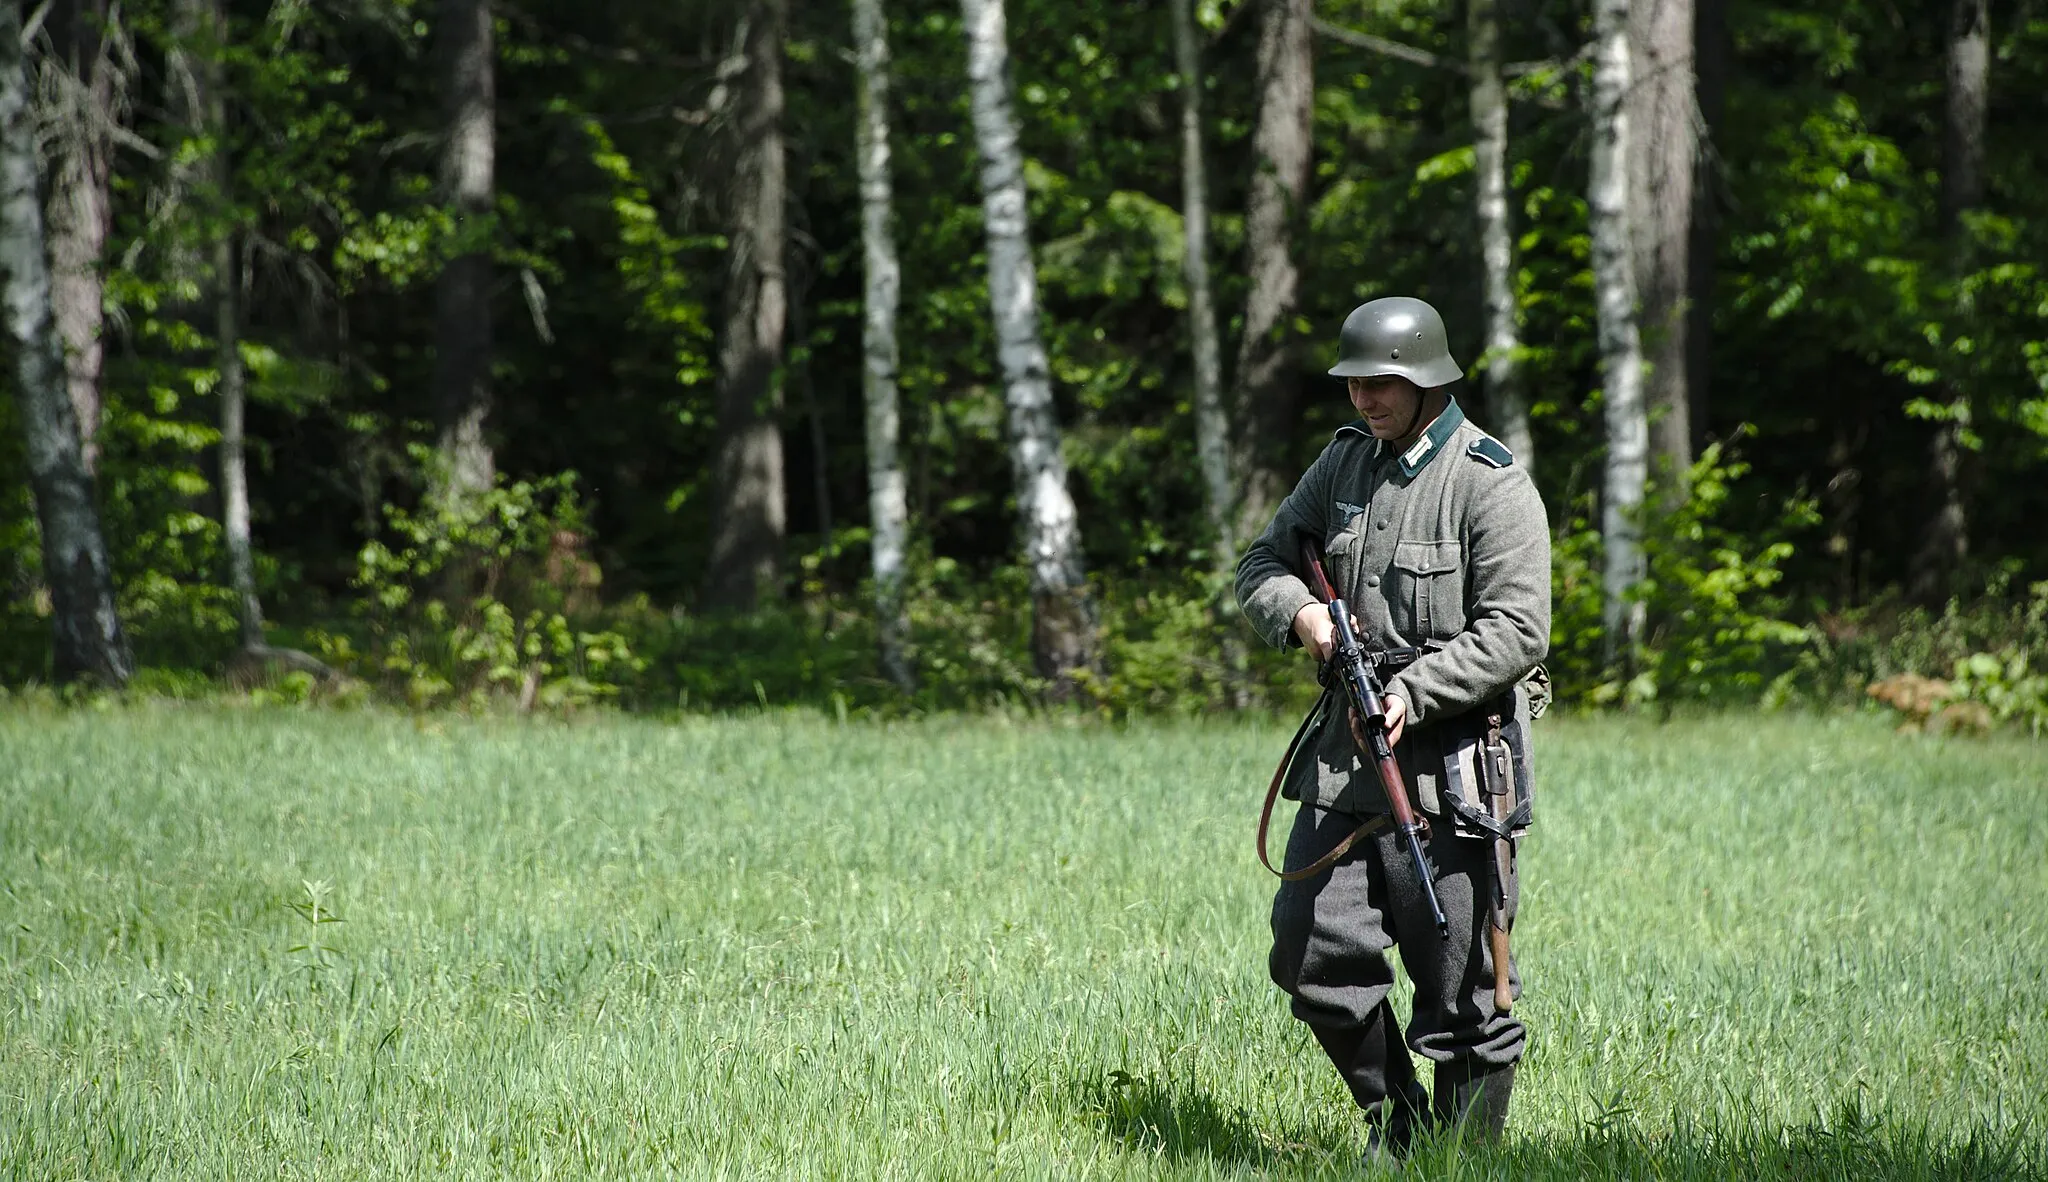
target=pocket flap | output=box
[1392,539,1461,575]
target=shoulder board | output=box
[1467,437,1514,468]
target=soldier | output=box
[1235,296,1550,1158]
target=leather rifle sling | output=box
[1484,709,1516,1013]
[1257,689,1391,882]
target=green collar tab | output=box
[1338,395,1465,479]
[1397,395,1465,476]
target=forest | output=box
[3,0,2046,721]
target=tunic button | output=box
[1376,519,1388,530]
[1366,575,1381,589]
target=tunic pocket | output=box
[1390,539,1463,639]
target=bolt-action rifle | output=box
[1297,535,1448,940]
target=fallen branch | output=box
[224,644,344,691]
[1311,17,1586,86]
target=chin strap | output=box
[1395,394,1428,442]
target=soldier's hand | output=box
[1292,603,1335,662]
[1291,603,1363,665]
[1347,694,1409,751]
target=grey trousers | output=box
[1269,802,1524,1112]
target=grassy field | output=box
[2,704,2044,1179]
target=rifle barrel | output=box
[1301,536,1450,941]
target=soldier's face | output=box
[1347,375,1423,440]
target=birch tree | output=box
[1230,0,1312,541]
[1627,0,1697,494]
[1171,0,1249,708]
[40,0,129,473]
[2,0,132,685]
[960,0,1096,694]
[1172,0,1232,563]
[433,0,496,504]
[171,0,263,649]
[853,0,911,690]
[177,0,272,652]
[1591,0,1647,661]
[1909,0,1988,605]
[1468,0,1532,470]
[703,0,789,611]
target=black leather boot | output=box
[1310,1019,1429,1164]
[1432,1059,1514,1140]
[1380,1076,1432,1156]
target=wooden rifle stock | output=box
[1300,537,1449,939]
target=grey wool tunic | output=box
[1235,396,1551,818]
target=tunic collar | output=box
[1336,395,1467,480]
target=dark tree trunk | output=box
[2,0,132,685]
[1939,0,1989,241]
[1823,420,1867,607]
[42,0,122,474]
[433,0,496,505]
[702,0,789,611]
[1909,0,1988,605]
[1687,0,1726,452]
[1627,0,1696,501]
[1230,0,1313,544]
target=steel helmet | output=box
[1327,296,1463,388]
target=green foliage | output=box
[1632,443,1821,707]
[329,474,638,711]
[614,558,1040,714]
[599,557,1308,719]
[1949,644,2048,737]
[1550,439,1818,708]
[6,0,2048,713]
[1804,577,2048,734]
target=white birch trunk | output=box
[1468,0,1533,471]
[41,0,124,474]
[1591,0,1647,661]
[217,233,262,650]
[1172,0,1249,708]
[960,0,1096,692]
[171,0,265,649]
[2,0,132,684]
[853,0,912,691]
[1171,0,1232,563]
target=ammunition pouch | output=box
[1423,695,1533,842]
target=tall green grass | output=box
[2,705,2043,1179]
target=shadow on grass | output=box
[1062,1067,2046,1180]
[1067,1066,1359,1173]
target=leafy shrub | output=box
[613,558,1040,714]
[1550,436,1819,708]
[606,558,1308,718]
[1821,578,2048,735]
[319,474,639,711]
